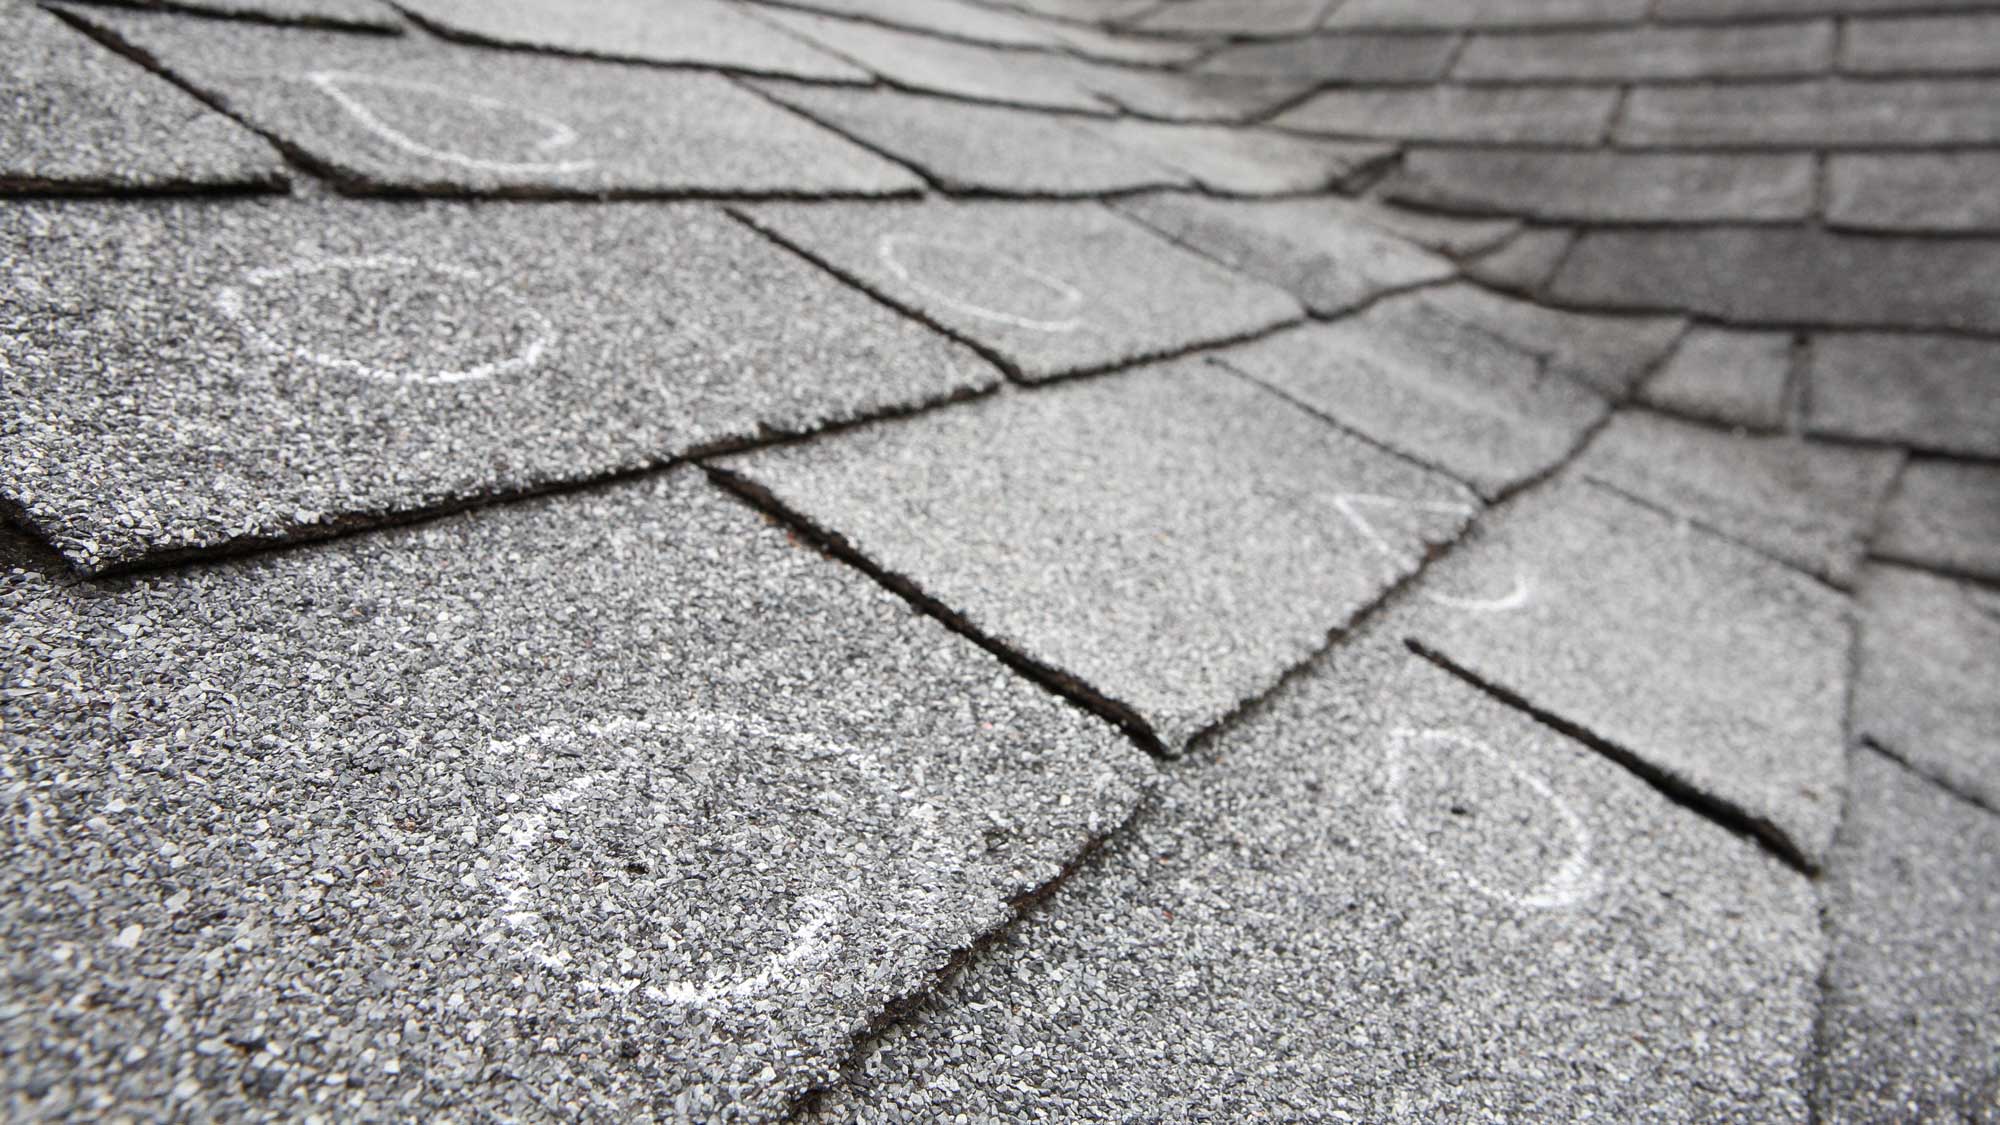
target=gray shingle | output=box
[1216,293,1608,498]
[1463,227,1574,292]
[1079,119,1391,195]
[1072,67,1320,123]
[1874,459,2000,583]
[716,362,1477,754]
[813,640,1823,1123]
[1405,481,1853,869]
[1639,327,1795,430]
[1854,567,2000,809]
[1575,410,1903,586]
[1413,283,1686,397]
[1814,750,2000,1121]
[1196,31,1460,81]
[1659,0,2000,19]
[1327,0,1649,29]
[1129,0,1332,36]
[0,199,997,573]
[0,2,285,194]
[749,82,1184,196]
[70,8,922,197]
[1274,84,1620,143]
[1387,149,1817,223]
[1111,193,1456,316]
[1454,22,1835,82]
[66,0,402,29]
[0,469,1150,1122]
[1552,229,2000,333]
[752,0,1061,47]
[1842,13,2000,73]
[735,199,1304,382]
[1826,152,2000,233]
[393,0,871,82]
[1807,333,2000,455]
[1619,79,2000,147]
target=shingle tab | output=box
[1129,0,1332,36]
[393,0,871,82]
[1619,79,2000,147]
[1111,193,1456,316]
[1659,0,2000,19]
[1079,119,1392,195]
[1216,293,1608,498]
[1405,481,1853,869]
[1873,459,2000,583]
[1826,152,2000,233]
[0,2,285,194]
[1854,567,2000,808]
[1842,13,2000,73]
[1327,0,1650,29]
[736,199,1304,382]
[1387,149,1817,223]
[70,0,402,29]
[1413,283,1686,397]
[69,8,923,197]
[1274,84,1620,143]
[750,82,1184,196]
[0,470,1151,1122]
[1552,229,2000,333]
[1807,334,2000,456]
[1454,22,1835,81]
[1639,327,1796,430]
[1197,31,1460,82]
[1575,411,1902,586]
[717,363,1478,753]
[1814,751,2000,1120]
[812,641,1823,1123]
[0,199,998,573]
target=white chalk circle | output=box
[877,233,1087,333]
[476,712,962,1015]
[304,71,597,175]
[1382,728,1601,911]
[1331,493,1532,613]
[213,254,555,386]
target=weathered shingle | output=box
[1825,152,2000,233]
[1275,84,1620,143]
[1454,22,1835,81]
[1619,79,2000,147]
[1387,149,1817,223]
[1806,333,2000,456]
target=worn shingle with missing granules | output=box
[0,469,1151,1122]
[1872,459,2000,583]
[814,639,1822,1123]
[1853,566,2000,810]
[1805,333,2000,456]
[1385,149,1817,224]
[1403,480,1852,870]
[0,198,996,573]
[717,362,1477,754]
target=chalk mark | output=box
[877,233,1086,333]
[305,71,596,175]
[1331,493,1532,612]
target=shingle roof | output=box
[2,0,1996,1120]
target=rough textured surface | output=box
[1274,84,1620,144]
[1416,284,1685,398]
[1841,13,2000,75]
[1618,79,2000,147]
[1217,293,1609,498]
[1806,333,2000,457]
[1387,149,1816,224]
[0,1,285,193]
[815,639,1823,1124]
[1814,751,2000,1123]
[1826,153,2000,233]
[1197,31,1459,82]
[718,363,1477,754]
[737,199,1303,382]
[71,8,922,197]
[749,82,1183,197]
[1874,459,2000,583]
[0,199,997,573]
[1575,411,1902,586]
[1081,120,1392,196]
[1552,229,2000,334]
[65,0,401,30]
[1112,193,1455,316]
[0,470,1151,1122]
[1640,327,1795,431]
[392,0,869,82]
[1404,481,1852,869]
[1464,228,1573,293]
[1853,566,2000,810]
[1452,21,1835,80]
[1327,0,1652,30]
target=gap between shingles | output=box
[1861,737,1999,820]
[1407,637,1818,876]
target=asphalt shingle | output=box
[64,0,401,29]
[1658,0,2000,18]
[0,2,285,194]
[1806,333,2000,456]
[1814,751,2000,1121]
[1112,193,1456,316]
[1551,229,2000,333]
[1130,0,1330,35]
[814,640,1823,1123]
[748,82,1184,196]
[1273,84,1621,143]
[1077,119,1392,195]
[1839,13,2000,74]
[1411,283,1685,398]
[716,362,1477,754]
[1404,480,1852,869]
[1196,31,1460,82]
[1386,149,1817,224]
[1853,566,2000,810]
[1618,79,2000,147]
[1216,293,1608,498]
[0,199,997,573]
[1453,21,1835,81]
[1326,0,1651,30]
[69,8,923,197]
[1826,153,2000,233]
[1575,410,1903,586]
[1463,228,1574,293]
[1639,327,1795,431]
[736,199,1304,382]
[0,470,1150,1121]
[1873,459,2000,583]
[391,0,870,82]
